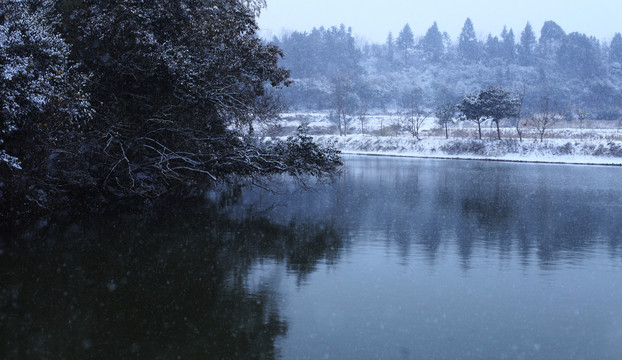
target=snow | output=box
[268,112,622,166]
[312,135,622,166]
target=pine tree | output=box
[501,27,516,63]
[485,35,502,60]
[609,33,622,64]
[557,32,602,78]
[458,18,480,63]
[396,23,415,65]
[420,22,444,62]
[386,32,395,66]
[519,22,537,65]
[539,21,566,59]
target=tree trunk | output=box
[495,120,501,140]
[477,122,482,139]
[444,123,448,139]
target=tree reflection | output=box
[0,197,344,359]
[338,156,622,269]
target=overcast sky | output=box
[258,0,621,44]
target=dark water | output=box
[2,155,622,359]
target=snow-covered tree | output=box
[58,0,340,196]
[485,34,502,61]
[419,22,444,62]
[529,95,562,142]
[609,33,622,64]
[458,18,480,63]
[399,87,427,140]
[557,32,603,78]
[477,86,520,140]
[457,86,519,140]
[385,32,395,67]
[396,23,415,64]
[518,23,537,65]
[500,27,516,63]
[458,93,486,139]
[538,21,566,59]
[0,0,90,171]
[435,102,455,139]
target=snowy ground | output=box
[313,135,622,166]
[266,112,622,166]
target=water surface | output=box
[2,156,622,359]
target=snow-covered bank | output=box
[312,135,622,166]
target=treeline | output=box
[0,0,340,218]
[272,19,622,120]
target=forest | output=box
[272,19,622,121]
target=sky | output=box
[258,0,622,44]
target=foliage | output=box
[518,23,537,65]
[419,22,444,62]
[0,0,90,171]
[0,0,342,216]
[539,20,566,58]
[458,18,480,63]
[609,33,622,64]
[278,24,361,79]
[457,93,486,139]
[396,23,415,64]
[274,17,622,119]
[277,126,342,177]
[557,32,603,78]
[478,86,520,139]
[458,86,519,140]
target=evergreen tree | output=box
[518,22,537,65]
[501,27,516,63]
[477,86,520,140]
[539,20,566,58]
[609,33,622,64]
[385,31,395,66]
[419,22,444,62]
[557,32,602,78]
[396,23,415,64]
[458,18,480,63]
[485,34,502,60]
[457,93,485,139]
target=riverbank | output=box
[312,135,622,166]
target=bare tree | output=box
[530,95,561,142]
[357,105,368,135]
[331,75,359,136]
[512,83,527,142]
[400,87,428,140]
[435,103,455,139]
[389,117,402,137]
[576,109,588,141]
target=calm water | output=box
[2,155,622,359]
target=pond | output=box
[2,155,622,359]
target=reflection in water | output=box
[0,199,344,359]
[2,156,622,359]
[332,156,622,266]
